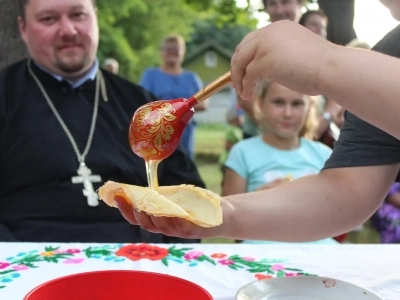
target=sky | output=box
[240,0,399,47]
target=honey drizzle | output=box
[145,160,161,190]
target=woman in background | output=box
[140,35,208,160]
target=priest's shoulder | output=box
[100,69,157,104]
[0,58,29,84]
[0,59,29,116]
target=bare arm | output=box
[319,46,400,139]
[222,168,247,196]
[222,164,400,241]
[115,160,400,241]
[231,21,400,139]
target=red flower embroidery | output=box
[211,253,227,258]
[255,274,273,280]
[115,244,168,261]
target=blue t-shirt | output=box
[139,68,203,159]
[140,67,203,100]
[225,136,332,193]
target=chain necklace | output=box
[27,59,108,207]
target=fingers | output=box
[150,217,201,239]
[231,30,259,96]
[115,196,161,233]
[241,59,264,100]
[151,216,181,236]
[173,218,200,238]
[114,195,203,239]
[133,211,162,233]
[115,196,138,225]
[230,50,246,95]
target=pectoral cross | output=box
[71,162,102,207]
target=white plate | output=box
[236,276,383,300]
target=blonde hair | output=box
[161,34,186,50]
[253,79,319,140]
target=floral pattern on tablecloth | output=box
[0,243,315,289]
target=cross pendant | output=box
[71,162,102,207]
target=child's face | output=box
[380,0,400,21]
[303,14,327,39]
[259,83,310,139]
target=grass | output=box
[194,123,226,158]
[195,159,223,195]
[194,124,381,244]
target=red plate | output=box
[24,270,213,300]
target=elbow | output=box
[320,169,386,233]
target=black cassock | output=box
[0,59,204,243]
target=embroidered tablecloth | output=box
[0,243,399,300]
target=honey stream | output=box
[145,160,161,190]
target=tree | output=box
[185,19,255,56]
[0,0,27,71]
[96,0,200,81]
[96,0,258,81]
[0,0,258,79]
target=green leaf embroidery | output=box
[177,248,193,251]
[11,254,42,266]
[168,247,192,258]
[24,263,38,268]
[161,258,168,267]
[0,286,5,289]
[285,268,303,272]
[83,247,112,258]
[43,256,58,263]
[0,270,15,276]
[228,264,239,270]
[247,266,273,273]
[44,246,59,252]
[200,255,216,265]
[83,247,93,258]
[277,271,285,278]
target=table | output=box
[0,243,399,299]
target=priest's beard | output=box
[55,54,92,75]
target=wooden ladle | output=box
[129,71,231,161]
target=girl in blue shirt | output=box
[223,79,335,244]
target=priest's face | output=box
[18,0,99,78]
[380,0,400,21]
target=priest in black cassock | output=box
[0,0,205,243]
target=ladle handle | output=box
[190,72,231,104]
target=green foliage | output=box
[96,0,257,82]
[186,19,255,56]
